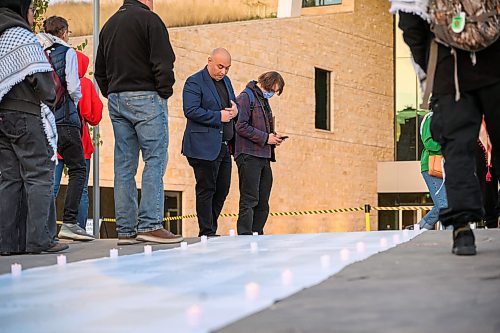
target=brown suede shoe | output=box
[136,228,183,244]
[117,236,143,246]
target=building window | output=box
[165,191,182,235]
[303,0,342,7]
[315,67,331,131]
[55,186,182,237]
[378,193,433,230]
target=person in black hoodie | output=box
[95,0,181,245]
[397,11,500,255]
[0,0,68,254]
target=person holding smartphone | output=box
[182,48,239,237]
[235,71,286,235]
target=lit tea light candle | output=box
[57,254,66,265]
[109,248,118,258]
[252,232,258,236]
[414,224,421,231]
[340,248,350,261]
[144,245,152,255]
[245,282,260,300]
[229,229,236,237]
[320,254,331,269]
[392,234,401,244]
[250,242,258,253]
[380,237,388,248]
[180,241,188,249]
[356,241,366,253]
[186,304,202,327]
[11,263,22,277]
[281,269,293,287]
[200,235,208,243]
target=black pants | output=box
[236,154,273,235]
[56,125,86,225]
[476,146,499,228]
[0,111,53,253]
[187,144,231,236]
[431,81,500,227]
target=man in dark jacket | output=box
[398,12,500,255]
[182,48,239,237]
[0,0,67,254]
[95,0,182,245]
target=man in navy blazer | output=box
[182,48,239,237]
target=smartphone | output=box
[280,136,289,140]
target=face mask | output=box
[262,90,275,99]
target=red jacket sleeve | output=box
[79,78,103,126]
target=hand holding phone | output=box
[267,133,283,145]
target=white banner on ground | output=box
[0,231,422,333]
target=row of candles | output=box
[10,228,417,277]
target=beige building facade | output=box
[72,0,394,237]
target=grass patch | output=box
[46,0,278,36]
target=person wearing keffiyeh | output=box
[0,0,67,254]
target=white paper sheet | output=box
[0,231,422,333]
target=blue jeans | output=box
[420,171,448,229]
[108,91,168,237]
[54,158,90,229]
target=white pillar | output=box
[277,0,302,18]
[92,0,101,238]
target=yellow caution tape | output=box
[372,206,433,211]
[73,205,433,224]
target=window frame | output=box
[314,67,334,132]
[302,0,342,8]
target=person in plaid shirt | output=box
[234,71,285,235]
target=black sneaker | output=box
[44,242,69,253]
[452,223,476,256]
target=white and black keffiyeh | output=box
[0,26,58,161]
[389,0,430,22]
[0,27,52,101]
[40,103,58,162]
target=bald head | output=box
[210,48,231,59]
[207,48,232,81]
